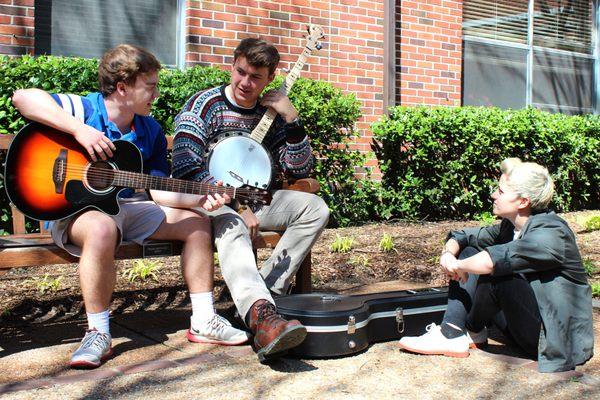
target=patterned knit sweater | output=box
[172,85,314,186]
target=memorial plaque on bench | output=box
[142,241,173,258]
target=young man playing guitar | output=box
[11,44,249,369]
[172,38,330,361]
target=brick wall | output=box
[0,0,34,55]
[0,0,466,178]
[185,0,386,177]
[395,0,463,106]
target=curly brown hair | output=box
[98,44,161,96]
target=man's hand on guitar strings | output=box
[74,125,116,161]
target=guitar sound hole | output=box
[86,161,115,191]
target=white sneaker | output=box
[467,327,488,349]
[187,314,250,345]
[69,329,113,368]
[398,323,470,358]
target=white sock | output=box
[190,291,216,326]
[87,310,110,335]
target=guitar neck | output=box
[112,169,235,197]
[249,45,313,143]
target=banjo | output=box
[207,25,325,189]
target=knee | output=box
[173,210,212,243]
[307,195,330,226]
[82,220,118,252]
[213,214,250,241]
[458,246,479,260]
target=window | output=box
[34,0,183,67]
[462,0,597,114]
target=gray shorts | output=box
[50,197,167,258]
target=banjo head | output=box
[208,135,273,188]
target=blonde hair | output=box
[500,158,554,211]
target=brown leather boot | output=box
[247,299,307,362]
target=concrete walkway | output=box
[1,284,600,399]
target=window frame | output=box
[33,0,186,69]
[462,0,599,114]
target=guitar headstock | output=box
[305,25,325,51]
[237,184,273,206]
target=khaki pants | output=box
[196,190,329,319]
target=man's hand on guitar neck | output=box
[200,191,230,212]
[260,89,299,123]
[239,207,259,239]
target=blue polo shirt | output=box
[51,92,169,178]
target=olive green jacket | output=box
[449,211,594,372]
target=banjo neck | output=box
[249,30,321,144]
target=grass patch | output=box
[349,255,370,268]
[25,274,63,294]
[592,282,600,297]
[122,260,162,283]
[584,258,597,277]
[330,235,355,253]
[379,233,396,252]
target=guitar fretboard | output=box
[112,170,233,195]
[250,45,315,143]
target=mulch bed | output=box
[0,210,597,355]
[1,211,598,321]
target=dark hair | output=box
[233,38,280,75]
[98,44,161,96]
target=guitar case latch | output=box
[396,307,404,333]
[347,315,356,335]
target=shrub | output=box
[474,212,497,226]
[372,106,600,220]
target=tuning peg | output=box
[316,43,322,50]
[282,68,290,74]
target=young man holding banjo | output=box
[11,44,249,369]
[171,36,330,361]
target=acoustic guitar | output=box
[3,122,271,221]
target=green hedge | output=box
[0,55,363,232]
[372,106,600,220]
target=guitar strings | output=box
[52,163,266,199]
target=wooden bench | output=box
[0,134,314,293]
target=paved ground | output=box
[1,282,600,399]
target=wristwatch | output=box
[285,116,301,129]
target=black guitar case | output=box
[275,286,448,358]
